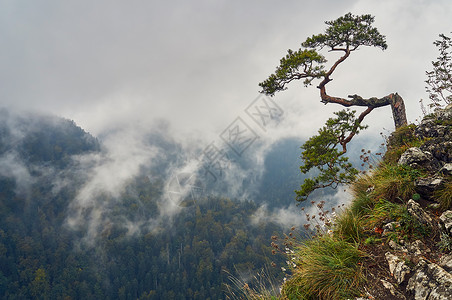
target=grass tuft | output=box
[334,209,363,243]
[225,268,280,300]
[433,177,452,210]
[281,235,364,300]
[365,164,423,202]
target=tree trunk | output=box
[389,93,408,129]
[319,86,408,129]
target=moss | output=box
[383,124,424,164]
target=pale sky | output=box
[2,0,451,143]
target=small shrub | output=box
[387,124,417,147]
[363,199,430,242]
[433,178,452,210]
[383,124,423,164]
[280,235,364,300]
[368,164,423,202]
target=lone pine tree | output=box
[260,13,408,201]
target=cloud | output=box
[65,125,161,241]
[0,151,35,196]
[250,188,353,229]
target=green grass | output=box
[280,235,364,300]
[383,124,424,164]
[363,199,430,242]
[365,164,423,203]
[433,177,452,210]
[333,209,363,243]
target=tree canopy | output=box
[260,12,407,130]
[259,13,408,201]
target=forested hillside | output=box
[0,110,287,299]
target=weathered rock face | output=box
[414,177,445,199]
[440,163,452,176]
[407,199,433,226]
[397,105,452,202]
[386,252,412,284]
[406,259,452,300]
[439,254,452,272]
[415,104,452,163]
[375,105,452,300]
[439,210,452,237]
[398,147,441,171]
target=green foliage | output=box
[295,109,366,202]
[280,235,364,300]
[302,13,387,51]
[349,178,375,215]
[425,33,452,107]
[364,236,381,246]
[0,179,285,300]
[259,49,326,96]
[364,199,430,242]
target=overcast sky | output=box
[1,0,451,142]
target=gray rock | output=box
[383,221,400,236]
[407,240,431,256]
[420,141,452,164]
[439,210,452,237]
[438,254,452,273]
[407,259,452,300]
[415,105,452,164]
[389,239,408,252]
[381,279,407,299]
[398,147,441,171]
[415,177,445,199]
[439,163,452,175]
[436,104,452,120]
[407,200,433,226]
[386,252,411,284]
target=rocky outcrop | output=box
[386,252,412,284]
[398,147,441,172]
[398,105,452,202]
[406,259,452,300]
[439,210,452,237]
[407,200,433,226]
[376,104,452,299]
[376,200,452,299]
[414,177,445,199]
[415,103,452,163]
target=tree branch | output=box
[339,107,374,153]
